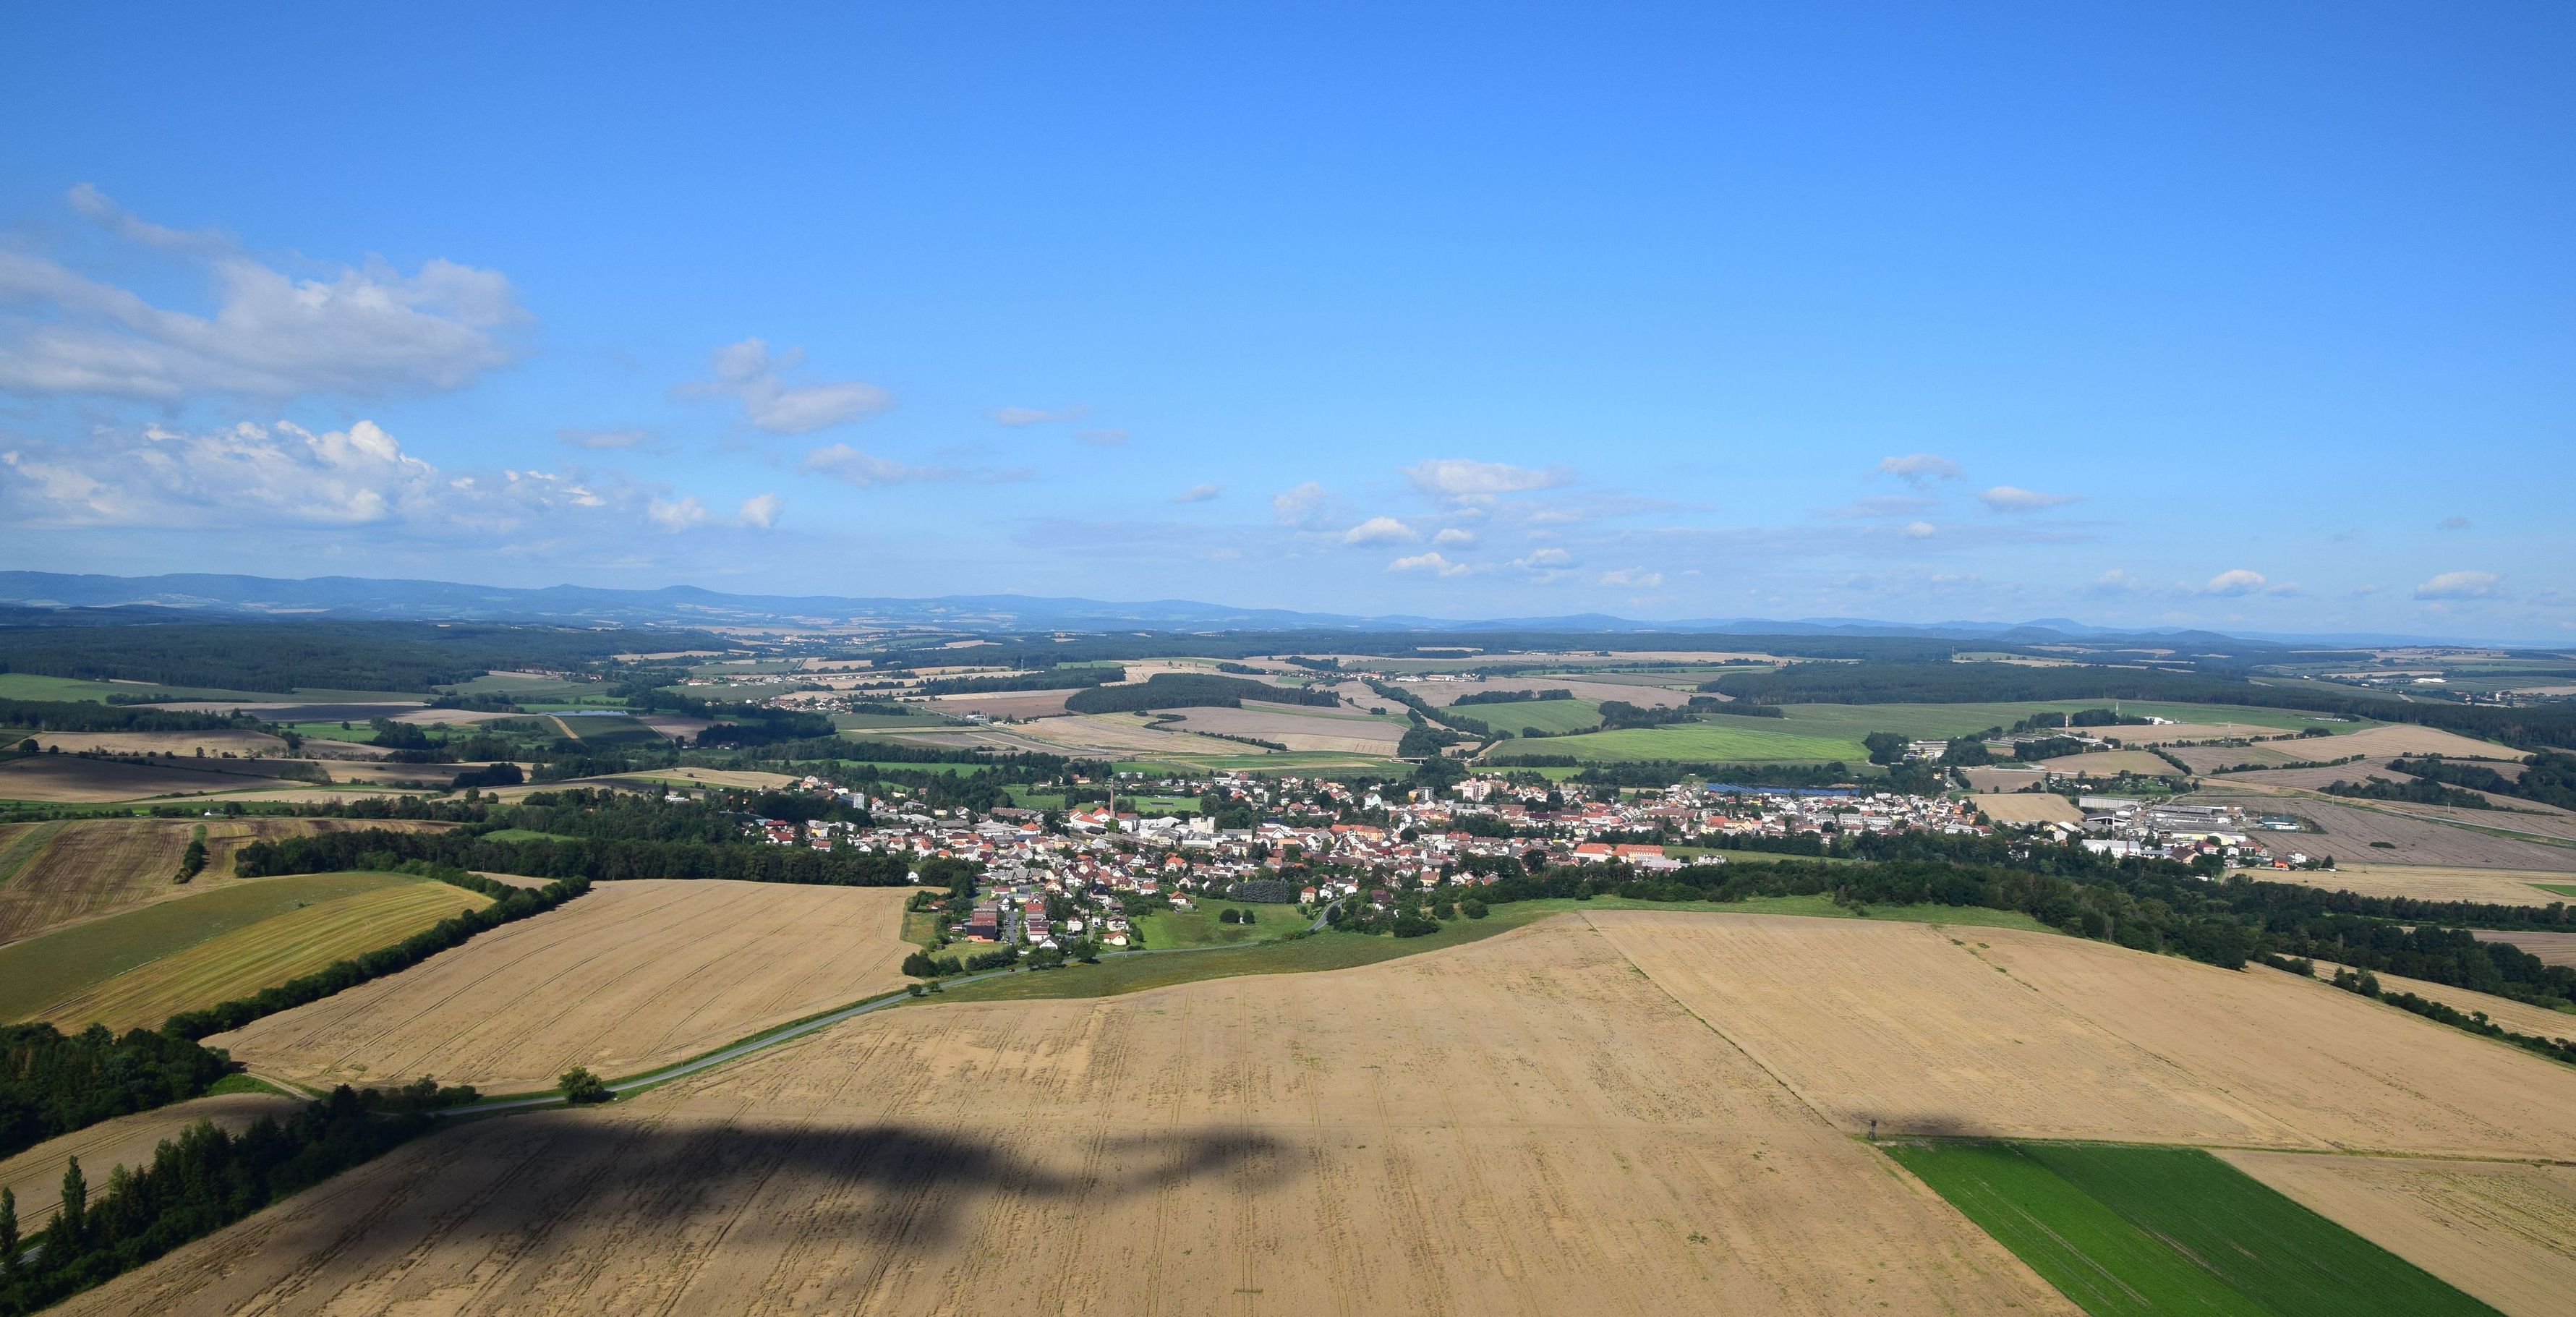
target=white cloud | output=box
[647,496,711,532]
[2201,568,2267,597]
[1404,458,1572,505]
[1875,453,1963,485]
[1433,527,1476,546]
[736,493,782,529]
[1077,428,1129,448]
[991,404,1086,427]
[1388,551,1472,577]
[1342,516,1420,546]
[675,338,890,435]
[1272,482,1329,526]
[1902,521,1937,539]
[2087,568,2149,595]
[800,443,985,487]
[0,417,627,534]
[1599,567,1664,589]
[0,187,527,402]
[2414,570,2504,600]
[1172,482,1221,503]
[1511,547,1574,569]
[2352,584,2384,596]
[1978,485,2081,512]
[557,427,657,450]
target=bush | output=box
[1391,913,1440,938]
[900,951,939,977]
[1462,898,1488,919]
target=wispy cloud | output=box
[1902,521,1937,539]
[991,404,1087,427]
[1076,428,1130,448]
[1978,485,2081,513]
[1172,482,1221,503]
[1404,459,1573,505]
[0,186,528,402]
[2414,570,2503,600]
[675,338,890,435]
[557,427,659,451]
[1599,567,1663,589]
[1875,453,1963,486]
[2436,516,2472,531]
[736,493,782,529]
[1272,482,1330,526]
[798,443,1020,487]
[1822,494,1936,520]
[1433,527,1476,546]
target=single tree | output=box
[559,1067,612,1104]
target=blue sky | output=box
[1,4,2568,639]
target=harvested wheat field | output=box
[2293,961,2576,1041]
[29,728,290,757]
[1588,911,2576,1158]
[2320,723,2524,760]
[2218,1151,2576,1317]
[0,816,450,947]
[2263,863,2575,905]
[33,879,492,1033]
[70,916,2076,1317]
[2034,749,2179,777]
[1968,792,2084,824]
[1167,704,1407,754]
[216,880,917,1093]
[0,1091,299,1223]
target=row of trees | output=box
[231,828,911,888]
[0,1026,230,1162]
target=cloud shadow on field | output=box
[425,1117,1297,1248]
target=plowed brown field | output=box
[0,817,449,947]
[2219,1151,2576,1317]
[1589,911,2576,1157]
[214,881,918,1092]
[66,917,2076,1317]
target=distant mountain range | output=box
[0,571,2525,650]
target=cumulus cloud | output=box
[1076,428,1130,448]
[1404,458,1572,505]
[1875,453,1963,486]
[1388,551,1473,577]
[1172,482,1221,503]
[0,417,639,535]
[1433,527,1476,546]
[2414,570,2504,600]
[991,404,1086,427]
[1599,567,1664,589]
[2201,568,2268,597]
[647,496,711,532]
[1342,516,1420,546]
[557,427,658,450]
[1272,482,1330,526]
[0,186,528,402]
[798,443,1002,488]
[674,338,890,435]
[736,493,782,529]
[1978,485,2081,513]
[1902,521,1937,539]
[1511,547,1574,569]
[2086,568,2148,595]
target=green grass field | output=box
[0,871,431,1021]
[832,711,955,730]
[1138,903,1310,949]
[1886,1141,2494,1317]
[1470,698,1604,736]
[436,673,607,701]
[0,674,427,705]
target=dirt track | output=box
[215,881,917,1093]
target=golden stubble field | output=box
[70,917,2080,1317]
[216,880,918,1093]
[0,817,451,947]
[2218,1151,2576,1317]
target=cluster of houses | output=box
[726,768,2014,950]
[2047,796,2322,869]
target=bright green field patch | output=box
[1887,1141,2495,1317]
[0,871,426,1021]
[1530,700,2356,764]
[1137,903,1310,949]
[1474,699,1603,736]
[2530,883,2576,899]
